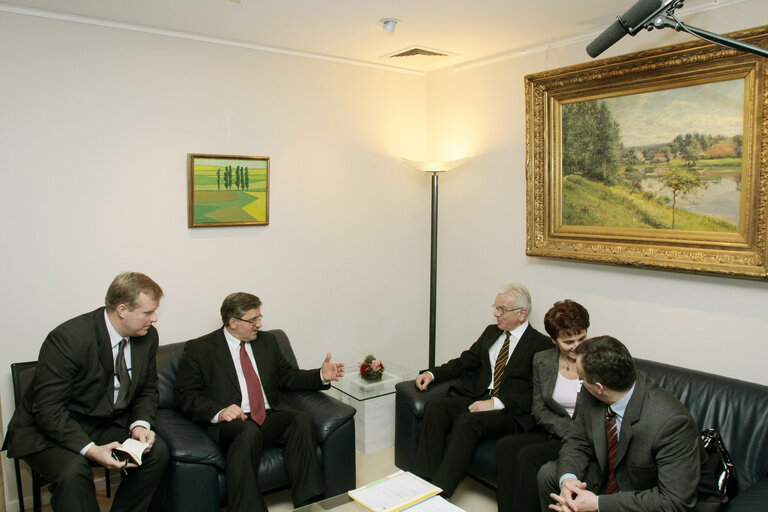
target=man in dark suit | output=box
[3,272,170,512]
[412,283,551,497]
[173,292,344,512]
[538,336,724,512]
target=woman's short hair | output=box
[543,299,590,340]
[105,272,163,311]
[220,292,262,325]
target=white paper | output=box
[406,495,466,512]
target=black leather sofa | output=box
[395,358,768,511]
[152,329,357,511]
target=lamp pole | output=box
[402,157,469,370]
[429,172,438,368]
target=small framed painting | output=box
[188,153,269,227]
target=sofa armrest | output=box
[394,378,454,471]
[723,476,768,512]
[154,408,226,472]
[281,390,356,497]
[281,390,356,443]
[395,379,453,419]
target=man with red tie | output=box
[174,292,344,512]
[538,336,724,512]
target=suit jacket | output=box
[556,371,723,512]
[531,347,575,439]
[430,324,551,431]
[173,328,327,424]
[5,307,160,458]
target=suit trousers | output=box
[414,396,523,497]
[208,408,324,512]
[24,424,170,512]
[496,432,561,512]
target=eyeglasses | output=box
[238,315,263,326]
[491,305,523,315]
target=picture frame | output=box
[188,153,269,228]
[525,25,768,280]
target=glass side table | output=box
[328,361,417,454]
[294,493,357,511]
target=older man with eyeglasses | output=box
[174,292,344,512]
[412,283,551,498]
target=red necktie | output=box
[239,341,267,425]
[604,407,620,494]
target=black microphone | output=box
[587,0,665,58]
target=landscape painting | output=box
[188,154,269,227]
[562,79,743,233]
[525,24,768,279]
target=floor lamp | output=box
[403,158,469,367]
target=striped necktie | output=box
[604,406,620,494]
[492,332,511,396]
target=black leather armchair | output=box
[152,329,357,511]
[395,359,768,511]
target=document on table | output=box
[348,470,445,512]
[407,495,466,512]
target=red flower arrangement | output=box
[359,354,385,381]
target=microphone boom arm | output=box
[602,0,768,59]
[651,13,768,59]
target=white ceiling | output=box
[2,0,718,72]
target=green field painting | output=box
[188,155,269,227]
[562,79,743,232]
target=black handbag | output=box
[700,428,738,500]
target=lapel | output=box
[128,333,148,391]
[214,330,242,393]
[499,324,533,383]
[590,393,610,473]
[95,308,116,402]
[251,334,273,394]
[481,327,502,368]
[614,374,646,467]
[540,348,568,414]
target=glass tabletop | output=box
[294,493,358,511]
[331,360,417,401]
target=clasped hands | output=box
[85,425,156,470]
[548,478,598,512]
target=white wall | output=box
[0,11,432,503]
[427,1,768,384]
[1,1,767,507]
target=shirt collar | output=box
[223,326,244,350]
[609,382,636,419]
[508,321,529,340]
[104,309,126,348]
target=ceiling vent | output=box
[381,46,458,70]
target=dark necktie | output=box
[239,341,267,425]
[114,338,131,409]
[604,406,620,494]
[492,332,511,396]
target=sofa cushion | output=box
[155,408,226,471]
[636,359,768,491]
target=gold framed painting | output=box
[525,25,768,279]
[188,153,269,228]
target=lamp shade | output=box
[402,157,470,173]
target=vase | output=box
[361,372,383,381]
